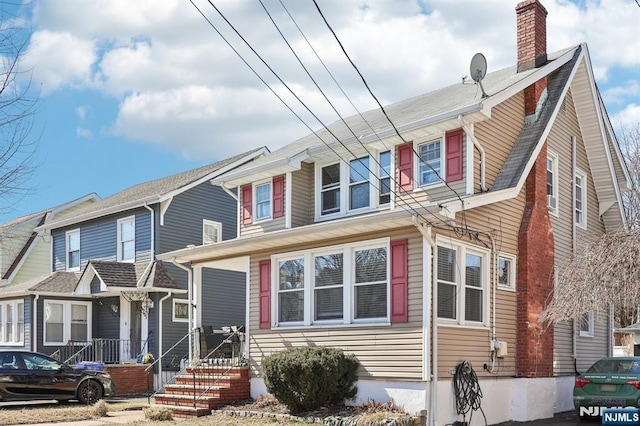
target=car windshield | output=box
[21,353,61,370]
[586,359,640,374]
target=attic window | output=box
[203,220,222,245]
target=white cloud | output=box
[76,127,92,138]
[23,0,640,157]
[23,30,95,94]
[75,105,91,120]
[612,104,640,133]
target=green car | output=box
[574,357,640,419]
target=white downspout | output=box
[411,216,437,426]
[33,294,39,352]
[458,115,488,192]
[171,258,194,362]
[158,291,172,389]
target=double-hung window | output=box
[117,217,135,262]
[497,254,516,290]
[575,169,587,228]
[44,301,91,345]
[318,151,391,218]
[255,182,272,221]
[418,139,442,186]
[66,229,80,271]
[0,301,24,344]
[436,239,488,325]
[274,239,389,327]
[579,312,594,337]
[203,220,222,245]
[547,152,558,214]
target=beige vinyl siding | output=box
[50,200,98,222]
[241,178,287,237]
[1,219,34,277]
[549,89,608,375]
[12,237,50,283]
[436,193,524,379]
[248,227,424,381]
[290,163,314,228]
[474,92,526,189]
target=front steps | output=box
[152,365,250,418]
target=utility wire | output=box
[312,0,465,208]
[261,0,446,226]
[195,0,447,226]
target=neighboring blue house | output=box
[3,147,265,385]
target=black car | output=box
[0,351,114,404]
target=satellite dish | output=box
[469,53,488,98]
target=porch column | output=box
[193,265,203,359]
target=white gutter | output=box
[217,182,239,201]
[458,115,487,192]
[158,291,173,389]
[411,216,436,426]
[171,258,194,362]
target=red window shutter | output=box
[259,259,271,329]
[445,129,463,182]
[272,175,284,218]
[241,184,252,225]
[397,143,414,192]
[390,239,408,323]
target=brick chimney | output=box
[516,0,548,120]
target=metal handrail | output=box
[191,326,245,407]
[144,330,193,373]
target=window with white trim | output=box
[255,181,272,221]
[117,217,135,262]
[0,301,24,344]
[274,239,389,327]
[66,229,80,271]
[418,139,442,186]
[317,151,391,218]
[579,312,594,337]
[203,220,222,245]
[575,169,587,229]
[172,299,189,322]
[547,152,558,214]
[44,301,91,345]
[436,239,489,325]
[497,254,516,290]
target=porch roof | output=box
[158,209,419,268]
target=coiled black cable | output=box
[453,361,487,425]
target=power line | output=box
[312,0,465,209]
[193,0,448,227]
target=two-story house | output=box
[158,1,629,423]
[19,147,267,385]
[0,194,99,351]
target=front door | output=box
[130,301,142,359]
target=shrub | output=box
[92,399,109,417]
[144,406,173,421]
[262,346,359,414]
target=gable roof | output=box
[0,193,100,284]
[75,260,183,295]
[211,46,580,188]
[37,147,268,231]
[0,271,82,297]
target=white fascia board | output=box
[48,193,101,222]
[212,150,309,188]
[440,48,583,218]
[35,195,160,232]
[479,47,578,116]
[159,148,269,203]
[439,187,521,218]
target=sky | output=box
[0,0,638,224]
